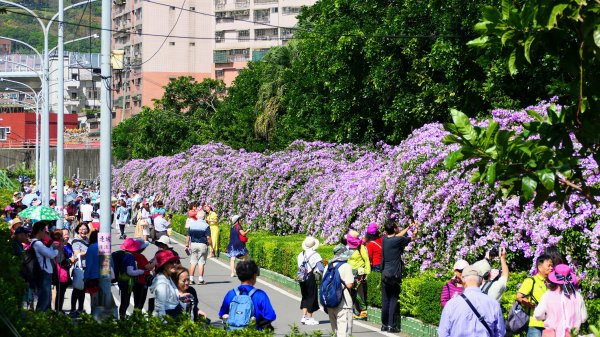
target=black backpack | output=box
[21,240,44,287]
[111,250,130,283]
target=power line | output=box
[134,0,187,67]
[3,7,454,43]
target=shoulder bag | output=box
[460,293,493,336]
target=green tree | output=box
[113,77,225,160]
[444,0,600,206]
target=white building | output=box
[49,52,102,134]
[213,0,316,86]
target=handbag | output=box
[72,255,85,290]
[237,224,248,243]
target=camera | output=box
[488,245,499,260]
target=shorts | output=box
[190,242,208,265]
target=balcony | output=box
[254,0,278,4]
[235,0,249,8]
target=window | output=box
[215,69,224,78]
[254,9,269,22]
[255,28,278,40]
[190,6,195,11]
[169,42,175,46]
[170,6,176,10]
[71,92,78,99]
[282,6,300,15]
[215,31,225,43]
[169,77,176,81]
[189,42,196,46]
[0,127,11,141]
[71,73,79,80]
[238,30,250,41]
[271,7,278,13]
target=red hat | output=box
[154,250,180,269]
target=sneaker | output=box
[304,318,319,325]
[381,325,389,332]
[190,279,196,285]
[198,279,206,285]
[388,326,400,333]
[301,315,308,324]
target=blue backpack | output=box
[227,287,257,330]
[319,262,345,308]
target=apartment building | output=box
[213,0,315,86]
[112,0,213,120]
[48,52,102,134]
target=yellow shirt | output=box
[517,274,547,328]
[206,211,218,226]
[347,245,371,275]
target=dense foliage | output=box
[445,0,600,206]
[113,101,600,281]
[0,1,101,53]
[112,77,225,161]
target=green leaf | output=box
[501,0,513,19]
[442,135,461,145]
[537,169,555,190]
[470,170,482,183]
[526,109,545,122]
[521,175,538,201]
[547,4,569,29]
[508,48,518,75]
[444,150,464,169]
[501,30,515,46]
[594,25,600,48]
[450,109,477,141]
[523,35,535,63]
[486,162,497,186]
[467,36,490,48]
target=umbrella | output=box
[18,206,62,221]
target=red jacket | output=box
[366,237,383,267]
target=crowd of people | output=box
[3,182,591,336]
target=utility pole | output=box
[95,0,116,319]
[57,0,65,215]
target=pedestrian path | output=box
[61,225,399,336]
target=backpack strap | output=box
[247,288,257,297]
[460,294,493,336]
[481,273,501,294]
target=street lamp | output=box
[0,0,98,206]
[1,78,41,184]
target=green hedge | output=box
[170,222,600,332]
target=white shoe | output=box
[304,318,319,325]
[301,315,307,324]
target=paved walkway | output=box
[60,225,399,336]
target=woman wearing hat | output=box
[440,259,469,307]
[116,238,148,318]
[226,214,250,278]
[345,230,371,320]
[297,236,324,326]
[365,223,383,272]
[534,264,587,337]
[149,250,182,318]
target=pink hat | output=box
[548,264,576,285]
[120,238,143,252]
[367,223,378,235]
[346,230,362,249]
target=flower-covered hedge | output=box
[113,101,600,288]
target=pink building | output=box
[112,0,213,121]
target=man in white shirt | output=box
[474,248,509,302]
[153,210,171,240]
[80,198,94,223]
[31,221,59,312]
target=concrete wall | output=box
[0,148,101,181]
